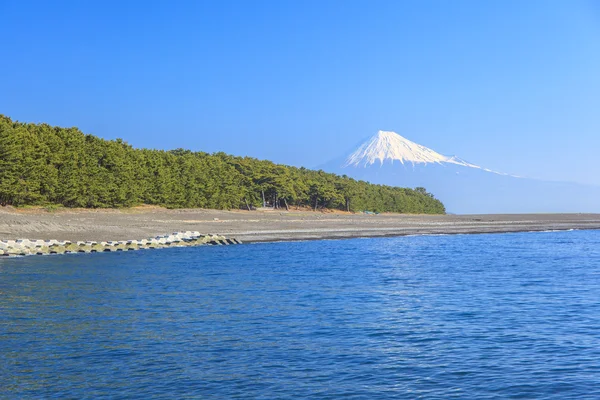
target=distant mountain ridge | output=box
[322,130,600,214]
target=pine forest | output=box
[0,116,445,214]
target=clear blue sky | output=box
[1,0,599,185]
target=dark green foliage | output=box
[0,116,445,214]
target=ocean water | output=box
[1,230,600,399]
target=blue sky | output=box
[1,0,599,185]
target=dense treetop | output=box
[0,116,445,214]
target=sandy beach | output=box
[0,206,599,242]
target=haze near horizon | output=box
[1,0,599,186]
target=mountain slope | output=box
[322,131,600,214]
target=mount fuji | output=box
[322,131,600,214]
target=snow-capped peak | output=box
[344,130,481,169]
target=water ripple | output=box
[1,230,600,398]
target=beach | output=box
[1,206,599,242]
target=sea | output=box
[1,230,599,399]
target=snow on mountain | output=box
[345,130,455,166]
[344,130,506,174]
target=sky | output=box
[1,0,599,185]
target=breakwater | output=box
[0,231,241,256]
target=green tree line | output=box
[0,116,445,214]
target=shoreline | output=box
[243,227,591,244]
[0,206,599,244]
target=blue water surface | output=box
[1,230,600,399]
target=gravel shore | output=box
[1,206,599,242]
